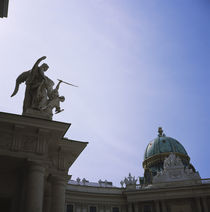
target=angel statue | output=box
[11,56,56,119]
[11,56,78,119]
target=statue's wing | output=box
[45,76,55,96]
[46,77,54,87]
[11,71,30,97]
[45,76,54,90]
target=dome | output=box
[143,128,190,175]
[144,134,188,160]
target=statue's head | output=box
[40,63,49,72]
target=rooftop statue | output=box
[11,56,66,119]
[152,153,201,185]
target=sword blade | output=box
[57,79,78,87]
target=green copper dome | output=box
[142,128,192,184]
[144,135,188,160]
[143,128,190,176]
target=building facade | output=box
[0,112,209,212]
[65,128,210,212]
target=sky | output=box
[0,0,209,186]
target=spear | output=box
[57,79,78,87]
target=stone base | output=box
[23,108,52,120]
[149,178,202,189]
[125,184,136,190]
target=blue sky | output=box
[0,0,209,186]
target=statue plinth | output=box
[23,108,53,120]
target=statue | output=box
[41,79,65,115]
[76,177,81,184]
[11,56,69,119]
[120,180,124,188]
[152,153,201,185]
[123,173,137,190]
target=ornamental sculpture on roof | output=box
[11,56,77,119]
[152,153,200,185]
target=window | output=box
[67,204,74,212]
[90,206,97,212]
[112,207,119,212]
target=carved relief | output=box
[36,134,47,154]
[0,132,13,150]
[11,134,22,151]
[21,135,37,152]
[48,150,70,171]
[11,126,48,155]
[58,154,65,170]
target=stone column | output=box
[121,205,127,212]
[154,201,160,212]
[51,176,66,212]
[43,178,52,212]
[138,203,143,212]
[134,203,138,212]
[161,201,167,212]
[82,204,88,212]
[76,204,82,212]
[128,203,133,212]
[195,198,202,212]
[201,197,208,212]
[26,162,45,212]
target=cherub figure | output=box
[42,80,65,115]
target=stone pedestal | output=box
[51,176,66,212]
[23,108,52,120]
[26,162,45,212]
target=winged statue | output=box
[10,56,80,119]
[11,56,59,119]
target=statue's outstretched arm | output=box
[11,71,30,97]
[55,80,63,91]
[31,56,46,71]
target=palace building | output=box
[0,112,209,212]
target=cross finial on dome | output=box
[158,127,163,136]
